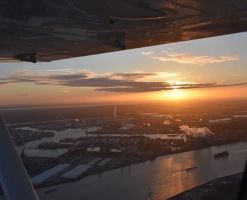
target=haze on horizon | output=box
[0,32,247,107]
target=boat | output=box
[214,150,229,159]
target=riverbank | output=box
[33,140,247,189]
[1,141,247,200]
[168,173,243,200]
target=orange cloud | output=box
[0,70,245,93]
[143,50,239,65]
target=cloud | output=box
[63,90,71,93]
[35,69,73,72]
[143,49,239,65]
[110,72,155,80]
[97,82,245,92]
[0,71,245,93]
[180,125,214,138]
[142,51,154,56]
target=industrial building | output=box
[32,164,70,185]
[61,158,101,180]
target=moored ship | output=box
[214,151,229,159]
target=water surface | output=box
[31,142,247,200]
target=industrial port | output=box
[0,102,245,189]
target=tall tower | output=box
[113,105,117,118]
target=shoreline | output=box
[168,173,243,200]
[0,141,245,198]
[34,140,246,189]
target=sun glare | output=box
[165,89,187,100]
[150,89,192,101]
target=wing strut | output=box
[0,115,39,200]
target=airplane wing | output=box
[0,0,247,62]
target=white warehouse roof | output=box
[62,158,101,179]
[61,165,91,179]
[32,164,70,185]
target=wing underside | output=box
[0,0,247,62]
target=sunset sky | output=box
[0,32,247,107]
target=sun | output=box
[160,89,190,101]
[150,89,189,101]
[150,88,198,102]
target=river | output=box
[33,142,247,200]
[1,142,246,200]
[16,128,186,158]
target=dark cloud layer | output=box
[0,71,245,93]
